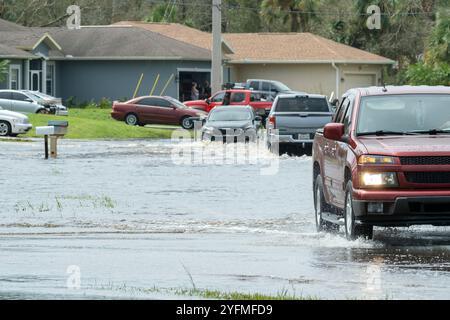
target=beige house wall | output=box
[229,63,384,98]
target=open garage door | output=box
[178,69,211,102]
[343,73,376,93]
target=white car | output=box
[0,106,33,137]
[22,91,69,116]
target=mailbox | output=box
[35,121,69,159]
[48,121,69,135]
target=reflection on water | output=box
[0,139,449,300]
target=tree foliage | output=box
[0,0,447,85]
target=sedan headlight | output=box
[361,172,398,187]
[359,155,397,165]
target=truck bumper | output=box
[353,191,450,227]
[268,134,314,145]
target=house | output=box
[0,18,394,104]
[0,18,213,103]
[119,21,395,99]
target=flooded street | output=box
[1,139,449,300]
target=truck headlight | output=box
[359,155,396,165]
[361,172,398,187]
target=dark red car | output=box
[111,96,206,129]
[313,86,450,240]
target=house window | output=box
[46,63,55,96]
[9,65,21,90]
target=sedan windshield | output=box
[209,109,252,121]
[357,94,450,135]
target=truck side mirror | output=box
[324,123,345,141]
[205,99,211,104]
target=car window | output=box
[249,81,259,90]
[231,92,246,103]
[276,97,330,112]
[334,98,349,123]
[342,96,355,134]
[137,98,157,106]
[12,92,29,101]
[212,92,225,103]
[155,99,173,108]
[262,82,271,92]
[0,92,12,100]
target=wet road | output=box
[0,139,449,300]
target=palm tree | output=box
[261,0,318,32]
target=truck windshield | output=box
[276,97,329,112]
[209,109,252,121]
[357,94,450,135]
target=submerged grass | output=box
[90,281,318,300]
[24,108,175,140]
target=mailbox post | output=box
[36,121,69,159]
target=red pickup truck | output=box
[312,86,450,240]
[184,89,273,115]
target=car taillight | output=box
[268,116,276,128]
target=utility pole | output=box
[212,0,222,93]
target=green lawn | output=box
[25,108,175,140]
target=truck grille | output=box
[400,156,450,165]
[405,172,450,184]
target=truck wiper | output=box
[406,129,450,135]
[357,130,416,137]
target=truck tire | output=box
[314,175,339,232]
[0,121,11,137]
[344,181,374,240]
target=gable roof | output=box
[39,26,212,60]
[0,43,36,59]
[116,21,394,65]
[225,33,395,64]
[115,21,234,54]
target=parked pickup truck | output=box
[184,89,273,116]
[312,86,450,240]
[266,94,334,154]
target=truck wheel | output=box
[344,181,373,240]
[181,116,194,130]
[314,175,339,233]
[125,113,139,126]
[0,121,11,137]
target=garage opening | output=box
[178,70,211,102]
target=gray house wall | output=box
[56,60,211,104]
[0,59,25,90]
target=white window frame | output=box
[46,61,55,96]
[9,64,22,90]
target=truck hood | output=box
[358,135,450,156]
[0,109,28,120]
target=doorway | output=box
[30,71,41,92]
[178,69,211,102]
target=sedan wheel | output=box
[181,117,194,130]
[0,121,11,137]
[125,114,139,126]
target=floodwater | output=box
[0,139,449,300]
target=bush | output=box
[405,62,450,86]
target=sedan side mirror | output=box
[324,123,345,141]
